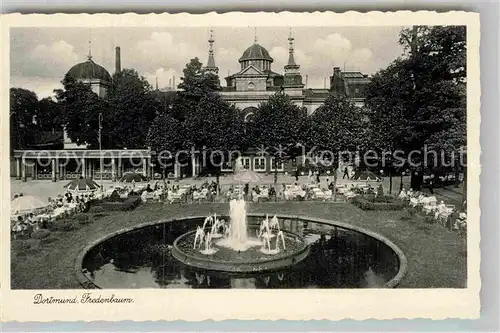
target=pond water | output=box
[82,216,401,288]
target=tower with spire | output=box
[283,29,304,89]
[204,29,219,74]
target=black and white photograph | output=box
[1,11,481,321]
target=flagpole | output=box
[99,112,103,192]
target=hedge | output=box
[351,196,405,211]
[123,197,141,211]
[31,229,51,239]
[101,202,125,211]
[100,196,141,212]
[88,205,105,214]
[49,220,78,232]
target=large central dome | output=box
[66,58,112,83]
[239,43,274,63]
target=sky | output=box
[10,27,405,99]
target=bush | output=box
[423,216,435,224]
[407,207,417,216]
[73,214,92,225]
[50,220,78,232]
[417,224,432,234]
[41,236,59,244]
[351,196,405,211]
[31,229,51,239]
[101,202,125,211]
[108,190,122,202]
[88,205,105,214]
[93,213,109,219]
[377,184,384,197]
[74,214,89,222]
[400,215,412,221]
[123,197,141,211]
[11,240,31,252]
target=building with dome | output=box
[66,47,113,99]
[12,33,372,182]
[205,30,371,120]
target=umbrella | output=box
[11,195,48,215]
[64,178,100,192]
[233,169,262,183]
[119,172,148,183]
[351,170,381,181]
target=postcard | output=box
[1,10,480,322]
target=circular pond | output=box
[172,229,310,273]
[78,215,406,289]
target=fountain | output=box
[214,199,264,252]
[168,156,310,272]
[171,201,309,272]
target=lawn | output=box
[10,201,467,289]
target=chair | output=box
[422,196,438,214]
[409,197,419,207]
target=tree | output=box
[364,59,411,193]
[105,69,160,149]
[365,25,466,195]
[54,75,107,148]
[174,57,221,121]
[147,112,186,179]
[38,97,63,132]
[308,93,364,200]
[10,88,40,151]
[186,92,244,181]
[151,57,228,179]
[249,92,308,184]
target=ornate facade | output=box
[205,30,371,118]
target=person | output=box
[343,167,350,179]
[328,181,334,191]
[243,183,249,200]
[316,172,320,184]
[269,186,276,201]
[145,184,153,192]
[252,187,259,203]
[294,169,299,181]
[428,177,434,194]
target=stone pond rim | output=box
[171,229,310,273]
[75,214,408,289]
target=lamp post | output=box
[98,112,103,191]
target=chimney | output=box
[305,74,308,88]
[169,78,172,89]
[173,76,176,90]
[115,46,121,73]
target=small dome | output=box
[239,43,274,63]
[66,58,112,83]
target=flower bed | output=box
[351,195,405,211]
[93,196,142,212]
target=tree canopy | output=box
[308,93,364,165]
[365,25,466,173]
[9,88,41,151]
[55,69,161,149]
[248,92,308,160]
[105,69,159,149]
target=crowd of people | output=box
[11,191,99,239]
[398,187,467,233]
[11,171,467,238]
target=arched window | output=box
[242,107,258,123]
